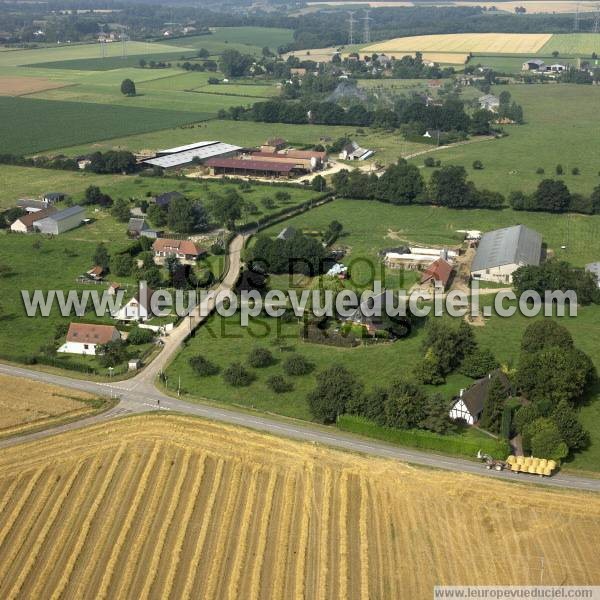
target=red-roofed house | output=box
[152,238,205,265]
[420,258,454,290]
[58,323,121,355]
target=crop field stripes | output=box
[0,417,598,597]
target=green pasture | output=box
[166,27,294,52]
[417,84,600,195]
[0,96,209,155]
[540,33,600,56]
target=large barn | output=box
[471,225,542,284]
[144,141,241,170]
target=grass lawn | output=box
[540,33,600,56]
[418,84,600,195]
[0,96,210,155]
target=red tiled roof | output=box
[420,258,454,286]
[206,157,294,173]
[66,323,119,345]
[13,207,56,228]
[284,149,327,161]
[152,238,203,256]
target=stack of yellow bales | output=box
[505,455,556,476]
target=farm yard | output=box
[0,374,108,438]
[0,415,598,599]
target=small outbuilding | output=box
[522,59,545,71]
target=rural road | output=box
[1,232,599,493]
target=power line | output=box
[121,33,128,59]
[573,3,579,31]
[363,9,372,45]
[348,12,355,45]
[593,8,600,33]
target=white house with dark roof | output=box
[58,323,121,355]
[113,286,154,322]
[471,225,542,284]
[585,263,600,288]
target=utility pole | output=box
[121,33,128,59]
[363,10,372,45]
[594,8,600,33]
[348,12,355,46]
[100,39,106,58]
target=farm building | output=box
[144,141,241,170]
[128,218,157,239]
[549,63,567,72]
[478,94,500,111]
[420,258,454,290]
[58,323,121,356]
[206,157,295,179]
[86,266,105,281]
[248,150,327,173]
[113,286,154,322]
[449,370,512,425]
[154,191,184,208]
[10,207,56,233]
[152,238,205,264]
[339,141,374,161]
[277,226,298,241]
[471,225,542,284]
[522,59,545,71]
[43,192,66,203]
[385,247,456,270]
[16,199,48,212]
[32,205,85,235]
[585,263,600,288]
[261,138,287,153]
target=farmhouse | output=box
[261,138,287,153]
[154,191,184,208]
[338,141,374,161]
[10,207,56,233]
[471,225,542,284]
[420,258,454,290]
[522,59,545,71]
[152,238,205,264]
[128,217,157,239]
[32,205,85,235]
[449,370,512,425]
[144,141,241,170]
[113,286,154,322]
[277,226,298,241]
[206,157,295,179]
[478,94,500,111]
[58,323,121,356]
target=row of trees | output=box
[513,260,600,306]
[332,161,505,209]
[510,180,600,215]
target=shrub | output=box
[536,167,545,175]
[472,160,484,170]
[459,348,499,379]
[266,375,293,393]
[283,354,313,376]
[572,167,580,175]
[424,156,436,167]
[248,347,275,368]
[223,362,254,386]
[189,354,220,377]
[127,326,154,345]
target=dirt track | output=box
[0,415,599,599]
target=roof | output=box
[458,370,511,417]
[128,217,151,232]
[16,199,48,210]
[479,94,499,104]
[157,140,218,155]
[154,191,183,207]
[145,142,241,169]
[206,157,295,173]
[43,192,65,201]
[13,207,56,228]
[471,225,542,272]
[133,286,154,310]
[524,58,544,66]
[277,226,297,240]
[87,266,105,277]
[283,149,327,161]
[152,238,203,256]
[66,322,119,345]
[35,205,85,223]
[420,258,453,287]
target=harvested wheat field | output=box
[0,77,69,96]
[364,33,552,55]
[0,415,599,599]
[0,374,101,438]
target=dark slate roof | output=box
[471,225,542,272]
[128,217,150,233]
[459,370,512,417]
[277,226,297,241]
[155,191,184,207]
[37,205,85,223]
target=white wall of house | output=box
[471,262,519,284]
[114,298,150,322]
[10,220,29,233]
[58,341,100,355]
[449,399,476,425]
